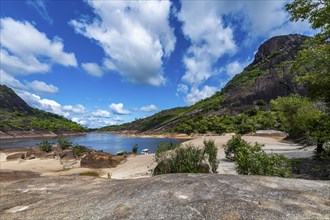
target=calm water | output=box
[0,133,183,154]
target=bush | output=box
[154,144,209,175]
[154,141,219,175]
[73,144,87,157]
[57,137,72,150]
[235,145,292,177]
[132,144,139,154]
[223,134,250,160]
[156,142,179,155]
[39,140,52,152]
[223,135,292,177]
[203,139,219,173]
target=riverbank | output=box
[0,133,317,180]
[102,130,194,140]
[0,130,87,140]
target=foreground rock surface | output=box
[0,173,329,220]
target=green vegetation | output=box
[172,110,281,135]
[58,137,73,150]
[223,68,267,90]
[203,139,219,173]
[79,171,99,177]
[73,145,87,157]
[223,134,251,160]
[132,144,139,154]
[224,135,292,177]
[0,108,87,132]
[38,140,53,152]
[154,141,218,175]
[271,95,330,154]
[286,0,330,107]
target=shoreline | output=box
[0,133,317,180]
[0,131,88,140]
[105,131,195,140]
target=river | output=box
[0,133,184,154]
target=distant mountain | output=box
[101,34,308,133]
[0,85,87,134]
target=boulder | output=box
[81,151,125,168]
[26,146,49,159]
[0,173,329,219]
[6,153,25,161]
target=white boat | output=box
[141,149,149,154]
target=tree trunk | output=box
[316,140,324,155]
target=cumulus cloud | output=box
[0,70,26,90]
[225,60,251,78]
[27,0,53,24]
[184,86,217,105]
[26,80,59,94]
[140,104,158,112]
[70,0,175,85]
[109,103,130,115]
[178,1,237,86]
[81,62,104,77]
[92,109,111,118]
[177,84,189,94]
[0,17,77,75]
[63,104,86,115]
[17,90,67,116]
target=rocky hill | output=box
[0,172,329,219]
[0,85,87,139]
[101,34,308,133]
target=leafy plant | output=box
[57,137,72,150]
[154,144,209,175]
[39,140,52,152]
[203,139,219,173]
[154,141,219,175]
[223,134,250,160]
[223,135,292,177]
[73,144,87,157]
[132,144,139,154]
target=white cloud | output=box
[63,104,86,115]
[92,109,111,118]
[26,80,59,94]
[184,86,217,105]
[27,0,53,24]
[109,103,130,115]
[225,60,251,78]
[0,70,26,90]
[70,0,175,86]
[140,104,158,112]
[178,1,237,86]
[177,84,188,94]
[0,17,77,75]
[81,62,104,77]
[17,90,68,117]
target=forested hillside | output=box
[0,85,87,132]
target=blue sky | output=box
[1,0,313,128]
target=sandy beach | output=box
[0,134,314,179]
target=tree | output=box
[286,0,330,107]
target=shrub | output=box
[39,140,52,152]
[57,137,72,150]
[73,144,87,157]
[203,139,219,173]
[235,145,292,177]
[154,141,219,175]
[132,144,139,154]
[155,142,179,155]
[223,134,250,160]
[223,135,292,177]
[154,144,209,175]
